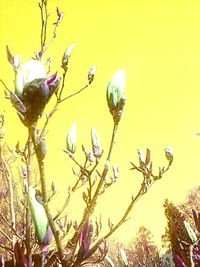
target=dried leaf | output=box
[10,92,26,114]
[6,45,14,65]
[145,148,151,165]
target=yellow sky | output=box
[1,0,200,246]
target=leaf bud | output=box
[91,128,102,158]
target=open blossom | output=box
[11,58,60,125]
[15,59,46,97]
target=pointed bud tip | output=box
[65,42,77,57]
[66,123,77,154]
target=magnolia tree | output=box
[0,1,173,266]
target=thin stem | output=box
[30,126,64,261]
[60,84,88,103]
[0,146,16,254]
[54,188,71,220]
[39,0,48,51]
[87,160,172,258]
[0,244,13,254]
[43,7,63,53]
[25,129,34,267]
[39,83,89,141]
[0,229,12,243]
[0,214,23,241]
[0,79,11,93]
[66,122,119,257]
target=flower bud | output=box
[15,60,46,97]
[184,220,198,244]
[165,146,173,165]
[118,248,128,267]
[91,128,102,158]
[13,55,20,69]
[106,69,126,123]
[105,256,115,267]
[66,123,77,154]
[28,186,49,244]
[65,42,77,58]
[62,42,76,70]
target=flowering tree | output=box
[0,1,173,266]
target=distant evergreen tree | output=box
[127,226,160,267]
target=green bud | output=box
[118,248,128,267]
[184,220,198,244]
[91,128,102,158]
[66,123,77,154]
[28,186,48,244]
[15,60,46,97]
[106,69,126,123]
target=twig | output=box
[54,188,71,220]
[39,0,63,55]
[25,129,34,267]
[188,238,200,267]
[39,0,49,52]
[42,7,63,53]
[0,229,12,243]
[29,126,64,261]
[66,122,119,257]
[87,161,172,258]
[0,79,11,93]
[0,214,23,241]
[0,146,16,251]
[59,84,88,103]
[39,82,89,141]
[0,244,13,254]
